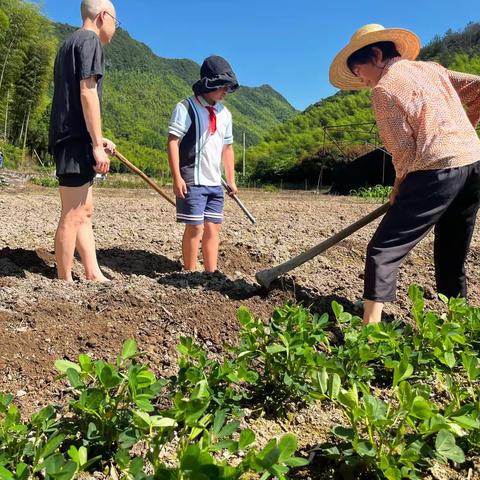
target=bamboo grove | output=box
[0,0,56,160]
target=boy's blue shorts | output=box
[176,185,224,225]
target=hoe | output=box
[255,202,389,289]
[113,151,255,223]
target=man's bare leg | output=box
[75,184,108,281]
[363,300,384,325]
[55,183,90,281]
[182,224,204,271]
[55,182,107,282]
[202,221,221,272]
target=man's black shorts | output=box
[53,139,96,187]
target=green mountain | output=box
[52,24,297,175]
[247,23,480,183]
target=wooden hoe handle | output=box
[114,151,176,207]
[255,202,390,288]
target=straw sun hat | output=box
[329,24,421,90]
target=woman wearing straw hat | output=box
[330,24,480,325]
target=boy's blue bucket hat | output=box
[192,55,239,95]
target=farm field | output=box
[0,181,479,479]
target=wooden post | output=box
[3,89,9,140]
[242,132,246,177]
[33,149,44,167]
[316,165,324,193]
[382,152,386,185]
[22,102,32,162]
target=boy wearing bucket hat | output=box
[330,24,480,325]
[167,55,239,272]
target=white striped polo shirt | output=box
[168,95,233,186]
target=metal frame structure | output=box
[317,123,480,190]
[321,121,379,159]
[316,121,383,190]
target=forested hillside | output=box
[0,0,56,167]
[247,23,480,184]
[54,25,296,159]
[0,1,296,174]
[2,0,478,183]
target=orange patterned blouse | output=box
[371,58,480,179]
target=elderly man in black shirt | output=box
[49,0,119,282]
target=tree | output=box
[0,0,56,153]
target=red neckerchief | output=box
[196,96,217,135]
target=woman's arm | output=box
[447,69,480,128]
[371,86,415,180]
[390,175,405,205]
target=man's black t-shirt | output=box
[48,29,104,152]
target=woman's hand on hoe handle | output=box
[389,176,404,205]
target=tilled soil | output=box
[0,180,479,479]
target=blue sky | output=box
[33,0,477,110]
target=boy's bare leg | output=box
[363,300,384,325]
[183,224,204,271]
[202,222,222,272]
[74,185,108,282]
[55,183,90,281]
